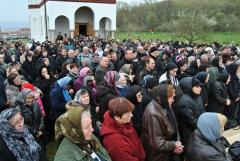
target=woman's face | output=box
[81,93,90,105]
[168,89,176,106]
[71,67,78,75]
[192,86,202,95]
[9,113,24,132]
[226,75,231,85]
[180,64,188,72]
[136,91,143,103]
[169,68,178,77]
[25,94,34,106]
[115,111,133,124]
[13,76,21,86]
[43,59,50,66]
[81,116,93,141]
[41,67,48,77]
[205,74,209,83]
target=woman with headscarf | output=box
[119,64,135,85]
[100,97,145,161]
[0,108,48,161]
[14,89,45,144]
[142,84,183,161]
[227,63,240,123]
[125,85,143,136]
[34,65,56,140]
[186,113,231,161]
[159,63,179,86]
[96,71,119,122]
[196,71,209,108]
[74,67,92,91]
[141,75,159,110]
[74,89,100,136]
[50,76,74,118]
[208,73,231,114]
[54,108,111,161]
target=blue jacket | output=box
[50,83,67,118]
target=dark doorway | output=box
[79,25,87,35]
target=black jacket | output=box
[186,130,232,161]
[208,81,229,113]
[177,77,205,146]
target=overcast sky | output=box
[0,0,143,29]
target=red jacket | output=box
[100,112,145,161]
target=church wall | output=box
[29,1,116,42]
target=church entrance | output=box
[75,7,94,36]
[79,25,87,35]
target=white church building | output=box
[28,0,116,42]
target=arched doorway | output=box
[55,16,70,38]
[75,7,94,36]
[99,17,112,39]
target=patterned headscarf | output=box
[119,64,132,75]
[15,89,34,104]
[104,71,120,88]
[55,108,100,153]
[0,108,41,161]
[74,67,92,91]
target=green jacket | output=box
[54,136,112,161]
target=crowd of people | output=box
[0,34,240,161]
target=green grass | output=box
[115,31,240,44]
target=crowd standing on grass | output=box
[0,34,240,161]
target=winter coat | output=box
[22,58,37,83]
[0,135,48,161]
[50,83,68,118]
[101,112,145,161]
[96,82,118,122]
[95,66,108,85]
[177,77,205,147]
[142,99,177,161]
[0,75,7,112]
[186,130,232,161]
[54,136,111,161]
[208,81,229,113]
[56,55,68,73]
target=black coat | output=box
[177,77,205,146]
[96,81,118,122]
[0,75,7,112]
[186,130,231,161]
[0,134,48,161]
[208,81,229,113]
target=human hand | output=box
[174,141,184,154]
[226,99,231,106]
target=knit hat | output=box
[196,72,208,83]
[192,77,201,87]
[142,75,159,89]
[149,47,158,54]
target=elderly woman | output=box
[0,108,48,161]
[142,84,183,161]
[54,108,111,161]
[186,113,232,161]
[14,89,45,143]
[74,89,100,136]
[100,97,146,161]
